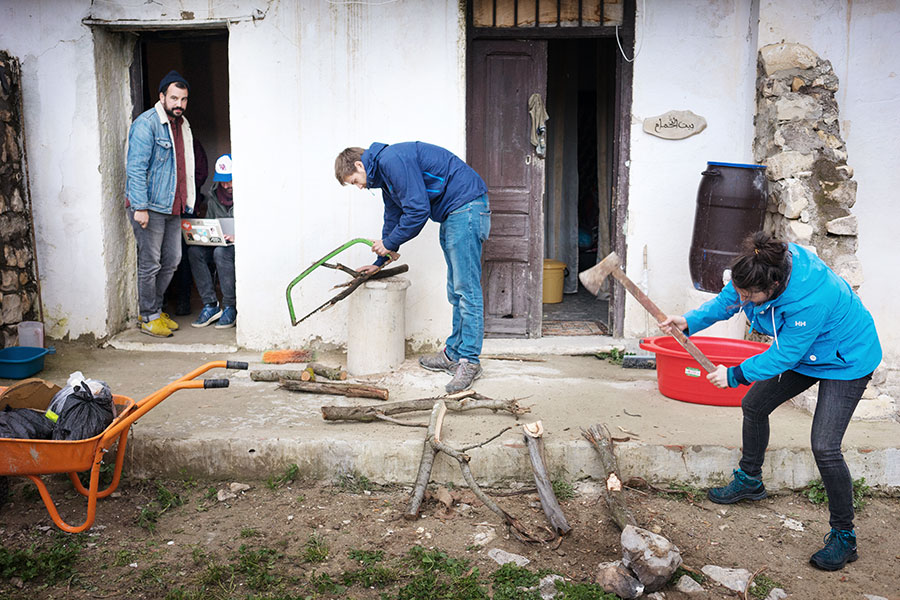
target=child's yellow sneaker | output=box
[140,317,173,338]
[160,312,179,331]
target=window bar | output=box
[578,0,583,27]
[492,0,497,27]
[557,0,561,26]
[535,0,540,29]
[513,0,518,28]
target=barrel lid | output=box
[543,259,567,270]
[707,161,766,169]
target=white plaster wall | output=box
[230,0,464,350]
[757,0,900,356]
[0,0,110,338]
[624,0,760,336]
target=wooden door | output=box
[467,39,547,337]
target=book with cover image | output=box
[181,218,234,246]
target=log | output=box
[321,393,528,422]
[404,400,549,544]
[582,424,637,531]
[251,369,311,382]
[523,421,571,536]
[405,401,443,520]
[308,362,347,381]
[279,380,389,401]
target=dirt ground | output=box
[1,473,898,600]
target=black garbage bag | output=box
[0,406,55,439]
[50,381,115,441]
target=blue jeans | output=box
[187,244,236,307]
[129,209,182,320]
[738,370,872,530]
[439,195,490,363]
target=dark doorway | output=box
[130,30,231,326]
[541,38,616,336]
[466,0,633,339]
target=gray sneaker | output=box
[419,350,458,375]
[445,359,483,394]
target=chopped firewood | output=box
[308,362,347,381]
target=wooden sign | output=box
[643,110,707,140]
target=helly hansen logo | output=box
[795,321,806,327]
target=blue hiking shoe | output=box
[707,469,767,504]
[809,528,858,571]
[215,306,237,329]
[192,303,222,328]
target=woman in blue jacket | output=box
[661,232,881,571]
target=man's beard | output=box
[165,106,183,118]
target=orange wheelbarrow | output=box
[0,360,248,533]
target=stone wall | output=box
[754,43,896,421]
[0,52,41,347]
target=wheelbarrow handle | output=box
[203,379,230,389]
[226,361,249,370]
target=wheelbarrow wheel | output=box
[0,476,8,510]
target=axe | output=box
[579,252,717,373]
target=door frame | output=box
[465,0,634,337]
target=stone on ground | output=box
[620,525,682,591]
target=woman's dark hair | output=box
[730,231,788,292]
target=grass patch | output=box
[266,463,299,490]
[0,535,83,584]
[749,573,782,599]
[235,544,283,591]
[551,479,576,501]
[656,482,706,502]
[671,566,705,585]
[302,534,329,563]
[348,548,385,565]
[594,348,630,365]
[804,477,871,510]
[407,546,471,577]
[342,564,399,588]
[336,469,373,493]
[553,579,620,599]
[240,527,263,538]
[491,563,541,599]
[308,571,345,595]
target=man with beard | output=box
[125,70,197,337]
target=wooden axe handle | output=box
[610,270,718,374]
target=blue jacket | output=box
[125,102,196,214]
[684,243,881,386]
[362,142,487,260]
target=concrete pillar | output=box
[347,276,411,375]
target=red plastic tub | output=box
[639,336,770,406]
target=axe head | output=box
[578,252,621,296]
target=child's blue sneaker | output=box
[707,469,767,504]
[192,303,222,328]
[215,306,237,329]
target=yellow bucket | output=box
[542,259,566,304]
